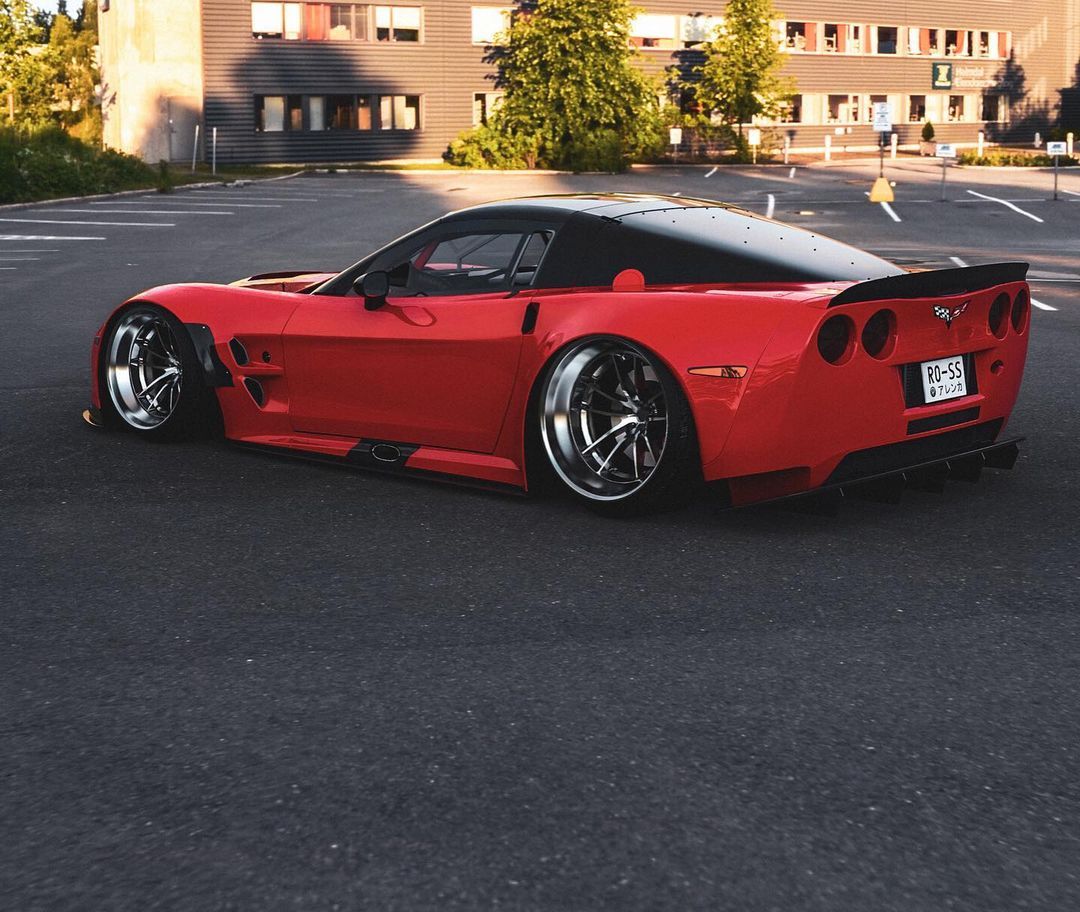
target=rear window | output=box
[538,207,900,288]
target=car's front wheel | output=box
[101,304,213,439]
[537,338,700,516]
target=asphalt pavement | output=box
[2,160,1079,911]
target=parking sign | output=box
[1047,141,1067,156]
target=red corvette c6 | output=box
[85,194,1029,515]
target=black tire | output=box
[534,337,701,517]
[99,303,217,441]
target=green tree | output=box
[47,11,99,134]
[693,0,792,144]
[1,0,50,125]
[458,0,664,171]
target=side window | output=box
[388,232,525,296]
[512,231,552,286]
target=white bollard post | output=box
[191,124,200,174]
[977,131,985,157]
[1069,132,1075,157]
[824,134,832,162]
[783,135,790,165]
[890,132,898,159]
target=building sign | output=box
[932,63,953,89]
[934,62,999,90]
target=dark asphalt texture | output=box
[2,164,1079,910]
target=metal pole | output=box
[1054,154,1059,200]
[879,133,885,178]
[940,155,948,201]
[212,127,217,176]
[192,123,200,174]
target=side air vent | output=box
[229,337,250,365]
[243,378,265,407]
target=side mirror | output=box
[354,271,390,310]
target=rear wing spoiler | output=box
[829,262,1028,307]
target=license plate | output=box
[920,355,968,403]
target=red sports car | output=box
[85,194,1029,515]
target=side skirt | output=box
[230,439,526,497]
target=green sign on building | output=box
[933,62,954,89]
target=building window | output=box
[308,96,326,130]
[784,22,813,52]
[948,95,965,122]
[471,7,512,44]
[779,95,802,123]
[255,95,303,131]
[473,92,504,126]
[380,95,420,129]
[252,3,303,39]
[945,30,969,57]
[375,6,421,41]
[681,14,720,48]
[981,94,999,122]
[875,26,898,54]
[630,14,677,49]
[908,95,926,122]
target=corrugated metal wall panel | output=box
[200,0,1076,163]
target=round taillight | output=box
[817,315,854,365]
[1011,289,1029,334]
[988,293,1009,339]
[861,309,896,360]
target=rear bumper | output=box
[714,422,1022,508]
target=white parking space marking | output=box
[91,200,282,209]
[0,257,41,261]
[0,218,174,228]
[788,167,796,179]
[965,190,1044,223]
[863,191,901,221]
[0,235,105,241]
[952,253,1059,311]
[44,208,235,216]
[0,267,17,270]
[187,193,319,202]
[765,194,775,218]
[705,166,718,178]
[1060,189,1080,197]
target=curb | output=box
[0,170,304,213]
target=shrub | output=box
[958,150,1077,167]
[921,120,935,142]
[0,126,154,203]
[444,124,541,169]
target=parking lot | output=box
[2,161,1079,910]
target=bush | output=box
[0,126,155,204]
[958,150,1078,167]
[444,124,540,169]
[921,120,935,141]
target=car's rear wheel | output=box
[538,338,700,516]
[101,305,212,439]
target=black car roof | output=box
[444,193,741,223]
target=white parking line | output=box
[965,190,1044,223]
[951,253,1057,309]
[0,235,105,241]
[187,193,319,202]
[766,194,775,218]
[0,218,174,227]
[0,257,40,261]
[788,167,796,179]
[705,166,718,178]
[44,208,235,216]
[1060,189,1080,197]
[0,267,17,270]
[863,191,901,221]
[91,200,282,209]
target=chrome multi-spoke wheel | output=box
[106,310,184,430]
[540,340,672,502]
